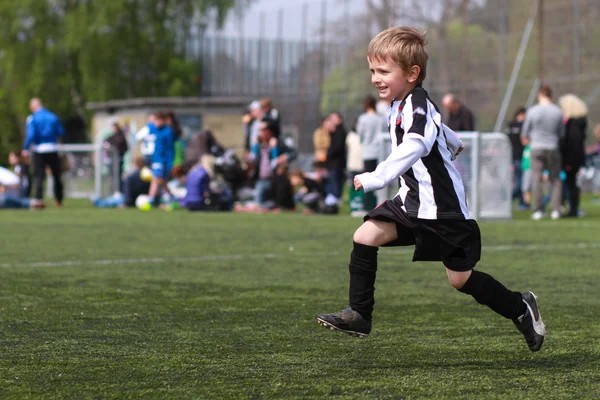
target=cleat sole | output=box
[316,318,369,338]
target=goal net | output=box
[47,144,121,199]
[376,132,513,220]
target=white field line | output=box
[0,242,599,269]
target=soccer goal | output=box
[46,144,121,199]
[376,132,513,220]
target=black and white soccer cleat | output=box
[514,291,546,352]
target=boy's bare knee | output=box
[446,268,471,290]
[353,226,375,246]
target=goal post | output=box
[376,132,513,220]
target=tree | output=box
[0,0,240,165]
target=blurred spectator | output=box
[522,85,564,220]
[346,119,365,216]
[8,150,31,198]
[244,101,263,156]
[124,155,151,207]
[260,97,281,138]
[167,111,186,176]
[183,155,214,211]
[558,94,588,217]
[22,97,65,208]
[272,162,295,211]
[521,143,532,207]
[248,118,297,210]
[0,166,30,209]
[183,129,223,173]
[505,107,528,209]
[148,111,175,207]
[313,117,331,163]
[325,112,347,206]
[357,95,385,211]
[442,93,475,131]
[290,165,327,214]
[104,122,128,193]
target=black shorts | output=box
[364,197,481,271]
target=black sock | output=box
[458,270,526,320]
[348,242,378,322]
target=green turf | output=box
[1,199,599,399]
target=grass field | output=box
[1,199,600,399]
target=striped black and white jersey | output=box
[357,85,469,220]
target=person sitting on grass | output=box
[8,150,31,198]
[183,155,214,211]
[243,118,297,212]
[316,26,546,354]
[124,156,152,208]
[290,165,327,214]
[0,166,31,209]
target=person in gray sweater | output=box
[522,85,565,220]
[357,95,386,211]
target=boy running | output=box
[317,27,546,352]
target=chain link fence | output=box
[192,0,599,152]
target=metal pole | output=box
[494,1,538,133]
[340,0,349,117]
[275,8,284,104]
[237,4,245,95]
[296,3,308,144]
[537,0,544,84]
[94,143,102,198]
[526,78,541,108]
[257,12,265,94]
[318,0,327,93]
[498,0,506,101]
[573,0,580,91]
[471,132,481,220]
[460,0,469,103]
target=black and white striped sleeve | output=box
[402,93,438,154]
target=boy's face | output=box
[368,56,419,102]
[154,118,165,128]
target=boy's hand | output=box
[269,137,278,147]
[354,176,363,191]
[456,146,464,157]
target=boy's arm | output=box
[356,98,437,193]
[441,124,464,160]
[355,137,427,192]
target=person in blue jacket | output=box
[148,112,174,207]
[22,98,65,207]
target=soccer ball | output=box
[135,194,152,211]
[140,167,153,182]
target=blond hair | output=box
[368,26,428,84]
[559,94,588,119]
